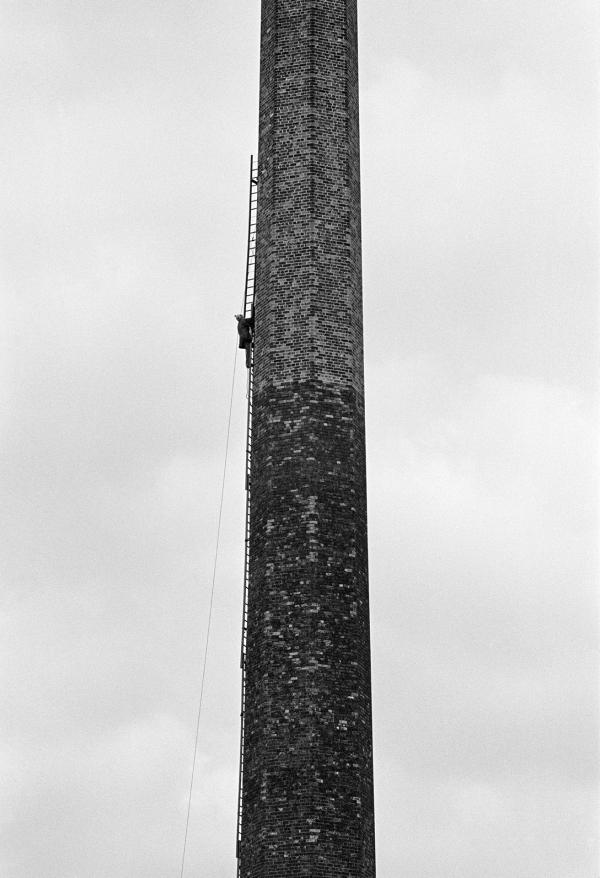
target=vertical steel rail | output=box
[236,155,258,872]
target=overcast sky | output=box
[1,1,597,876]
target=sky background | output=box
[1,1,598,876]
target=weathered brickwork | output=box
[240,1,375,875]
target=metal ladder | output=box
[236,154,258,871]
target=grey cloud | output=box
[360,0,595,93]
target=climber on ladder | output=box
[235,312,254,368]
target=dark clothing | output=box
[236,315,254,368]
[237,317,253,348]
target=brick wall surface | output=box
[240,1,375,875]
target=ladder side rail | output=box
[236,364,253,865]
[236,155,257,871]
[242,155,257,318]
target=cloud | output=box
[376,775,597,878]
[360,58,596,388]
[368,365,597,876]
[360,0,595,94]
[369,366,596,658]
[0,710,236,878]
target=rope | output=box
[179,341,239,878]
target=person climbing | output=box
[235,313,254,368]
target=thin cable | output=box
[180,342,239,878]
